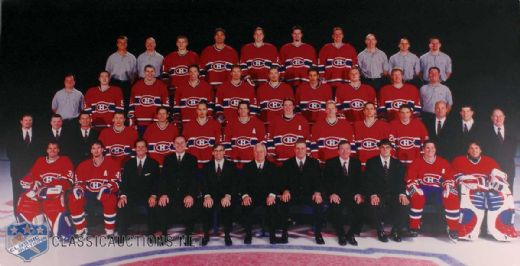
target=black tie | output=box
[342,161,348,176]
[24,131,30,145]
[497,127,504,144]
[216,164,222,176]
[177,155,182,165]
[258,163,262,171]
[463,123,469,134]
[55,130,60,140]
[137,160,143,176]
[437,120,442,136]
[298,160,304,172]
[383,160,389,176]
[84,130,89,139]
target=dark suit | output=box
[117,157,160,235]
[200,160,237,234]
[157,152,199,234]
[239,160,281,234]
[424,116,454,159]
[480,123,518,191]
[365,156,408,233]
[63,126,99,166]
[323,156,364,236]
[43,127,69,154]
[5,127,44,213]
[280,156,324,233]
[448,120,480,160]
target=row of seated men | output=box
[14,135,517,247]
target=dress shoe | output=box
[315,233,325,245]
[346,234,358,246]
[391,231,402,242]
[338,235,347,246]
[377,231,388,243]
[244,232,252,244]
[269,235,277,244]
[278,231,289,244]
[224,234,233,246]
[201,233,210,246]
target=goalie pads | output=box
[486,170,517,241]
[37,185,63,200]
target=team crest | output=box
[267,100,283,111]
[211,61,227,72]
[95,102,111,113]
[391,99,407,110]
[175,65,189,75]
[251,58,266,69]
[139,95,156,106]
[6,222,49,262]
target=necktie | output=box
[463,123,469,134]
[55,130,60,140]
[383,160,389,176]
[137,160,143,176]
[298,160,304,172]
[342,161,348,176]
[258,163,262,171]
[437,120,442,136]
[216,164,222,176]
[24,131,30,145]
[84,130,89,139]
[177,155,182,164]
[497,127,504,143]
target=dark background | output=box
[1,0,519,146]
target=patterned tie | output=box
[24,131,30,145]
[497,127,504,144]
[437,120,442,136]
[84,129,89,139]
[383,160,389,176]
[137,160,143,176]
[342,161,348,176]
[463,123,469,134]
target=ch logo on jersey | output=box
[361,138,378,150]
[229,98,243,108]
[194,137,211,148]
[154,142,172,154]
[350,99,365,110]
[40,173,60,184]
[95,102,110,113]
[391,99,407,110]
[87,179,106,191]
[175,65,189,75]
[281,134,299,145]
[267,100,283,111]
[324,137,341,148]
[291,57,305,67]
[398,137,415,149]
[109,145,126,156]
[251,58,266,69]
[235,137,251,148]
[422,174,441,185]
[332,57,347,67]
[212,61,227,72]
[307,101,322,111]
[139,95,155,106]
[185,97,201,107]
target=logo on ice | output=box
[6,222,49,261]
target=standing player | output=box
[200,28,239,87]
[83,71,124,129]
[406,141,459,240]
[389,105,428,165]
[174,65,214,123]
[295,69,333,124]
[311,101,355,163]
[143,107,178,167]
[267,98,310,163]
[240,27,279,85]
[379,68,421,121]
[69,141,121,236]
[162,35,200,93]
[224,101,266,164]
[279,26,317,87]
[98,112,139,168]
[215,65,258,122]
[318,26,358,87]
[183,102,222,165]
[335,67,377,122]
[256,67,294,123]
[354,102,390,166]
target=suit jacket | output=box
[43,127,69,154]
[201,160,237,199]
[63,126,99,166]
[448,119,481,159]
[121,156,160,200]
[5,127,44,178]
[479,123,518,178]
[281,156,323,197]
[159,153,198,198]
[424,116,455,158]
[323,156,363,200]
[364,156,406,198]
[239,160,281,200]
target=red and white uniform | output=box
[162,50,199,89]
[295,82,333,123]
[267,114,310,162]
[406,156,459,231]
[318,43,358,86]
[183,118,222,164]
[256,82,294,123]
[240,42,279,83]
[128,79,169,126]
[335,83,377,122]
[68,157,121,234]
[200,45,239,86]
[354,119,390,166]
[389,119,428,164]
[17,156,74,236]
[83,86,124,129]
[378,83,421,121]
[224,116,266,163]
[310,118,355,162]
[174,80,214,122]
[215,80,258,120]
[143,122,178,166]
[98,127,139,168]
[279,43,317,87]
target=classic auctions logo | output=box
[6,222,49,262]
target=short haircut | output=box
[176,35,188,41]
[391,68,403,75]
[337,140,350,148]
[399,105,412,111]
[307,68,319,75]
[64,73,75,80]
[365,33,376,39]
[197,100,208,108]
[269,66,279,71]
[174,135,186,142]
[215,27,226,35]
[364,102,376,109]
[325,100,337,107]
[283,98,295,105]
[291,25,303,33]
[467,140,481,149]
[144,64,155,71]
[428,66,440,73]
[213,143,225,150]
[295,140,307,147]
[332,26,343,33]
[156,106,169,114]
[348,67,360,74]
[238,100,250,109]
[92,140,105,149]
[231,64,242,71]
[51,113,63,120]
[435,100,448,108]
[135,138,148,147]
[79,111,90,117]
[20,113,33,120]
[117,36,128,41]
[47,141,60,149]
[113,111,125,117]
[378,138,392,147]
[429,36,441,43]
[99,70,111,77]
[188,64,200,72]
[254,26,264,33]
[460,104,474,112]
[423,139,436,148]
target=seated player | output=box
[98,112,139,168]
[143,107,178,167]
[215,65,257,122]
[378,68,421,121]
[17,142,74,239]
[452,141,517,241]
[256,67,294,123]
[389,105,428,165]
[173,65,214,123]
[295,68,333,124]
[406,140,459,241]
[335,67,377,122]
[68,141,121,237]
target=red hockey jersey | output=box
[335,83,377,122]
[256,82,294,123]
[354,120,390,165]
[20,156,74,191]
[174,80,214,122]
[389,119,428,164]
[98,127,139,168]
[200,45,239,86]
[128,79,169,126]
[183,118,222,164]
[406,156,455,187]
[224,116,266,163]
[279,43,317,86]
[83,86,124,129]
[143,122,178,166]
[162,50,199,89]
[378,83,421,121]
[267,114,310,161]
[74,157,121,193]
[318,43,358,86]
[295,82,333,123]
[310,118,355,162]
[451,155,500,181]
[240,43,279,83]
[215,80,258,120]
